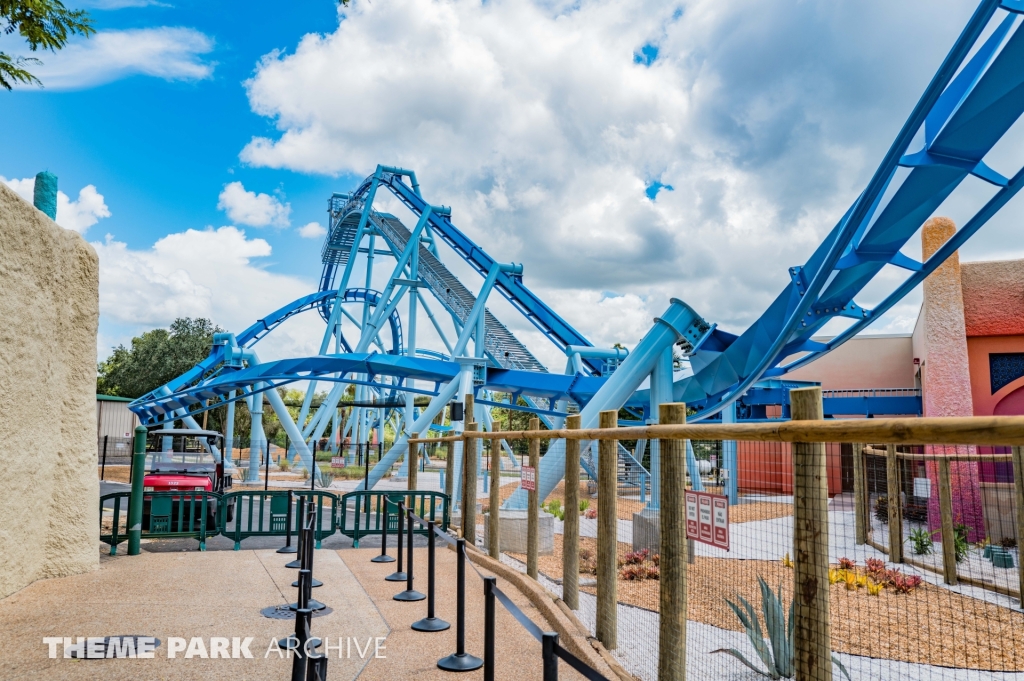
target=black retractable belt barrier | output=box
[371,494,396,563]
[394,507,425,601]
[385,501,407,582]
[436,538,483,672]
[412,519,450,632]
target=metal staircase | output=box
[371,212,548,373]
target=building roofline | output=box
[97,394,134,402]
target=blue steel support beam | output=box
[504,299,710,510]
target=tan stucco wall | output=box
[784,334,916,389]
[0,182,99,599]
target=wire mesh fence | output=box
[444,419,1024,681]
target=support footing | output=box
[412,617,450,632]
[393,590,425,602]
[437,652,483,672]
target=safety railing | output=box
[338,490,449,547]
[221,490,294,549]
[409,409,1024,681]
[99,490,220,554]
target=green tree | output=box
[97,317,223,398]
[1,0,95,90]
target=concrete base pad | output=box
[632,509,660,552]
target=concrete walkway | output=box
[0,548,388,680]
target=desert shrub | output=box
[908,527,934,555]
[838,557,855,570]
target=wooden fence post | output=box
[489,434,501,560]
[659,403,687,681]
[937,457,957,585]
[445,440,455,501]
[853,443,867,545]
[464,422,479,545]
[408,433,419,510]
[1012,445,1024,608]
[791,387,831,681]
[886,444,903,563]
[527,417,540,580]
[563,415,581,610]
[596,410,619,650]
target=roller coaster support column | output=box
[647,347,674,510]
[224,390,236,466]
[451,362,479,511]
[223,339,319,482]
[154,386,223,460]
[450,261,522,358]
[249,384,266,480]
[297,167,385,432]
[721,402,738,505]
[363,378,462,491]
[505,298,709,510]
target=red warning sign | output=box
[685,491,729,551]
[521,466,536,491]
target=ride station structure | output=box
[128,0,1024,540]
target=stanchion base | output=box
[437,652,483,672]
[278,636,321,650]
[384,572,407,582]
[284,559,302,569]
[288,599,327,612]
[291,578,323,588]
[276,545,298,554]
[371,554,396,563]
[412,617,450,632]
[393,589,425,602]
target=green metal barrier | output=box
[99,492,131,555]
[294,491,341,549]
[339,491,449,547]
[100,491,220,554]
[220,490,340,549]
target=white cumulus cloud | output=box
[239,0,1008,349]
[1,175,111,233]
[93,226,322,360]
[22,27,215,90]
[217,181,291,227]
[298,221,327,239]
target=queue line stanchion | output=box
[437,538,483,671]
[394,508,425,602]
[290,517,326,611]
[278,490,297,554]
[412,519,450,632]
[286,497,307,569]
[385,501,407,582]
[372,494,396,564]
[483,576,496,681]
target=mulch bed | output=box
[516,534,1024,671]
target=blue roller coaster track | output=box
[131,0,1024,506]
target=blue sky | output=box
[4,0,1024,371]
[3,0,350,270]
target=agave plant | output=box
[713,576,852,680]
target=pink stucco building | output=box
[737,219,1022,541]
